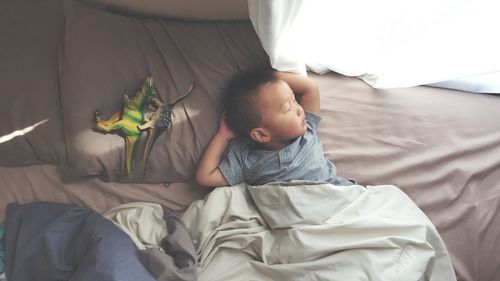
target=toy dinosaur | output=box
[94,77,156,177]
[138,81,195,169]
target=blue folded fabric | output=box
[0,222,4,273]
[3,202,155,281]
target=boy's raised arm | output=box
[195,116,234,188]
[276,71,320,114]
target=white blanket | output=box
[181,182,456,281]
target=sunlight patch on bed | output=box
[0,119,49,144]
[77,130,123,155]
[173,105,201,124]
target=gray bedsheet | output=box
[3,202,155,281]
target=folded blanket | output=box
[0,223,3,274]
[181,182,457,281]
[3,202,154,281]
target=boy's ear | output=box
[250,127,271,143]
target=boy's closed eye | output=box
[283,94,299,113]
[283,100,292,113]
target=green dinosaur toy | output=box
[94,77,156,177]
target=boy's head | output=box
[224,68,307,147]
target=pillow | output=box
[58,0,269,183]
[0,0,66,166]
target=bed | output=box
[1,1,499,280]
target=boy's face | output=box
[254,80,307,145]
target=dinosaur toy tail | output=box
[169,81,195,107]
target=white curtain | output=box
[248,0,500,92]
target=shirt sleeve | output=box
[218,139,246,186]
[305,111,322,133]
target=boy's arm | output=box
[276,71,320,115]
[195,116,235,187]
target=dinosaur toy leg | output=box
[96,111,123,132]
[124,134,141,177]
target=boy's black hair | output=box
[224,68,277,137]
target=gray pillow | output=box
[58,0,269,183]
[0,0,66,166]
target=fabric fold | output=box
[181,182,457,281]
[3,202,154,281]
[103,202,198,281]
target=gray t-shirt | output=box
[218,112,353,186]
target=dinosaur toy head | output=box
[126,77,156,110]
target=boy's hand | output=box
[195,114,234,188]
[276,71,320,115]
[217,115,237,140]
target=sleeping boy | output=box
[195,68,354,187]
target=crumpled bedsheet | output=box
[3,202,155,281]
[104,202,198,281]
[181,182,457,281]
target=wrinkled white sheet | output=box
[249,1,500,90]
[103,202,168,250]
[181,182,456,281]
